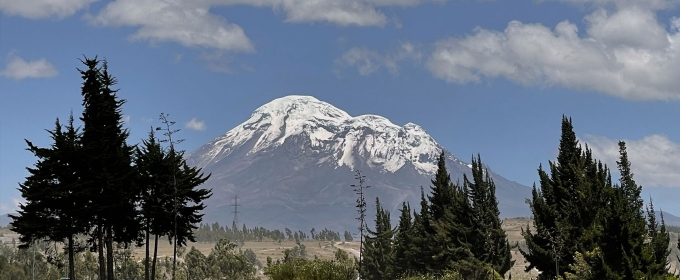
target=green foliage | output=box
[521,117,674,279]
[264,257,357,280]
[465,155,514,275]
[394,202,416,278]
[206,239,257,279]
[361,197,395,280]
[398,265,503,280]
[334,248,351,263]
[522,117,613,279]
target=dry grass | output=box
[133,239,351,268]
[3,218,678,280]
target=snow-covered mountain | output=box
[186,95,532,231]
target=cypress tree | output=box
[170,156,212,247]
[11,115,87,280]
[521,116,612,279]
[393,202,415,278]
[426,151,461,273]
[466,154,514,276]
[596,141,647,279]
[643,199,671,277]
[408,187,431,275]
[79,57,139,280]
[134,128,175,280]
[361,197,394,280]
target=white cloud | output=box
[1,54,59,80]
[426,6,680,100]
[205,0,447,27]
[0,0,96,19]
[185,118,207,131]
[209,0,445,27]
[90,0,255,52]
[582,134,680,188]
[336,41,422,76]
[122,115,131,124]
[544,0,678,11]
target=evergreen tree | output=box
[169,157,212,247]
[11,115,87,280]
[408,187,431,275]
[78,57,139,280]
[465,155,514,276]
[393,202,415,278]
[596,141,647,279]
[643,199,671,277]
[426,151,462,273]
[361,197,394,280]
[521,116,612,279]
[134,128,175,280]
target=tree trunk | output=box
[68,235,76,280]
[151,234,159,280]
[145,224,150,280]
[98,226,106,280]
[106,226,114,280]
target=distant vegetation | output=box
[3,57,680,280]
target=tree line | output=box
[358,152,513,279]
[192,221,347,243]
[9,57,212,280]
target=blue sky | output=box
[2,0,680,216]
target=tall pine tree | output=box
[361,197,395,280]
[466,154,514,276]
[521,116,612,279]
[393,202,415,278]
[596,141,647,279]
[11,115,88,280]
[79,57,139,280]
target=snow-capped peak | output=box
[190,95,444,175]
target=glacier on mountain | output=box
[190,95,444,175]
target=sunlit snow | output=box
[190,95,444,175]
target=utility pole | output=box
[157,113,184,280]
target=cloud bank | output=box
[426,5,680,100]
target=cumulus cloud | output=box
[1,54,59,80]
[212,0,444,27]
[0,0,96,19]
[543,0,678,10]
[426,6,680,100]
[88,0,446,53]
[582,134,680,188]
[89,0,255,52]
[335,41,422,76]
[185,118,207,131]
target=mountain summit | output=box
[186,95,531,231]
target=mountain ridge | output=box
[185,95,535,231]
